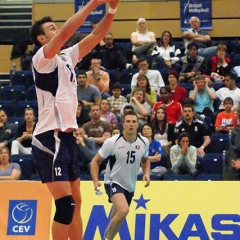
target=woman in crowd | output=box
[139,123,167,178]
[210,44,231,84]
[152,106,174,156]
[0,147,21,180]
[130,18,157,55]
[133,74,157,107]
[167,70,188,105]
[100,99,118,128]
[170,132,197,175]
[122,87,151,125]
[151,30,181,69]
[11,108,36,155]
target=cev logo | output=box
[12,203,34,224]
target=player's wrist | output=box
[108,7,117,14]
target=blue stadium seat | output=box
[7,117,24,125]
[163,174,193,181]
[11,154,35,180]
[119,69,138,84]
[202,153,223,174]
[0,85,26,103]
[121,84,132,96]
[115,41,133,52]
[178,83,194,94]
[27,85,37,101]
[196,174,222,181]
[16,101,38,118]
[12,70,34,89]
[232,54,240,67]
[104,69,120,88]
[208,133,229,154]
[157,68,169,85]
[0,101,15,117]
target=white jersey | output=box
[32,44,79,135]
[99,133,149,192]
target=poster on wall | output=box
[180,0,212,30]
[75,0,106,33]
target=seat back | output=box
[202,153,223,174]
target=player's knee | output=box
[54,195,75,225]
[118,207,129,219]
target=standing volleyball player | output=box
[30,0,119,239]
[91,112,150,240]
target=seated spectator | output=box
[98,32,136,70]
[174,41,208,83]
[111,127,120,136]
[167,70,188,105]
[152,87,182,125]
[0,147,21,180]
[131,18,157,55]
[76,100,91,126]
[76,71,102,113]
[215,70,240,111]
[107,83,128,116]
[0,109,18,150]
[210,44,231,84]
[139,123,167,178]
[121,87,151,125]
[86,58,110,99]
[215,97,235,133]
[152,106,175,156]
[183,16,217,59]
[11,108,36,155]
[82,104,111,150]
[170,132,197,175]
[132,74,157,107]
[131,58,165,93]
[151,30,181,69]
[75,127,97,174]
[189,75,216,118]
[100,99,118,128]
[174,104,211,158]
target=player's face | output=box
[123,115,139,134]
[0,111,7,123]
[39,22,59,44]
[24,109,35,122]
[142,125,152,138]
[183,107,194,121]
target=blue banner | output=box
[75,0,106,33]
[180,0,212,30]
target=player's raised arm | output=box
[43,0,113,59]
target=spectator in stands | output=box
[0,147,21,180]
[76,71,102,113]
[210,44,231,84]
[174,104,211,157]
[86,58,110,99]
[121,87,151,125]
[174,42,208,83]
[11,108,36,155]
[183,16,217,59]
[131,58,165,93]
[151,30,181,69]
[215,97,235,133]
[152,87,182,125]
[111,126,120,136]
[98,32,136,70]
[82,104,111,150]
[107,83,128,116]
[75,126,97,174]
[139,123,167,178]
[215,70,240,111]
[0,109,17,150]
[131,18,157,55]
[132,74,157,107]
[167,70,188,105]
[100,99,118,128]
[152,106,175,156]
[170,132,197,175]
[189,75,216,118]
[76,100,91,126]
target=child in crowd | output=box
[215,97,235,133]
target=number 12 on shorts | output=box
[54,167,62,176]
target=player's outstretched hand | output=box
[143,174,150,187]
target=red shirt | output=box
[153,100,182,124]
[168,85,188,106]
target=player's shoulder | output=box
[137,134,149,146]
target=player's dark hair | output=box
[123,111,138,121]
[30,16,53,48]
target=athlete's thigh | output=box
[46,181,72,200]
[70,178,81,204]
